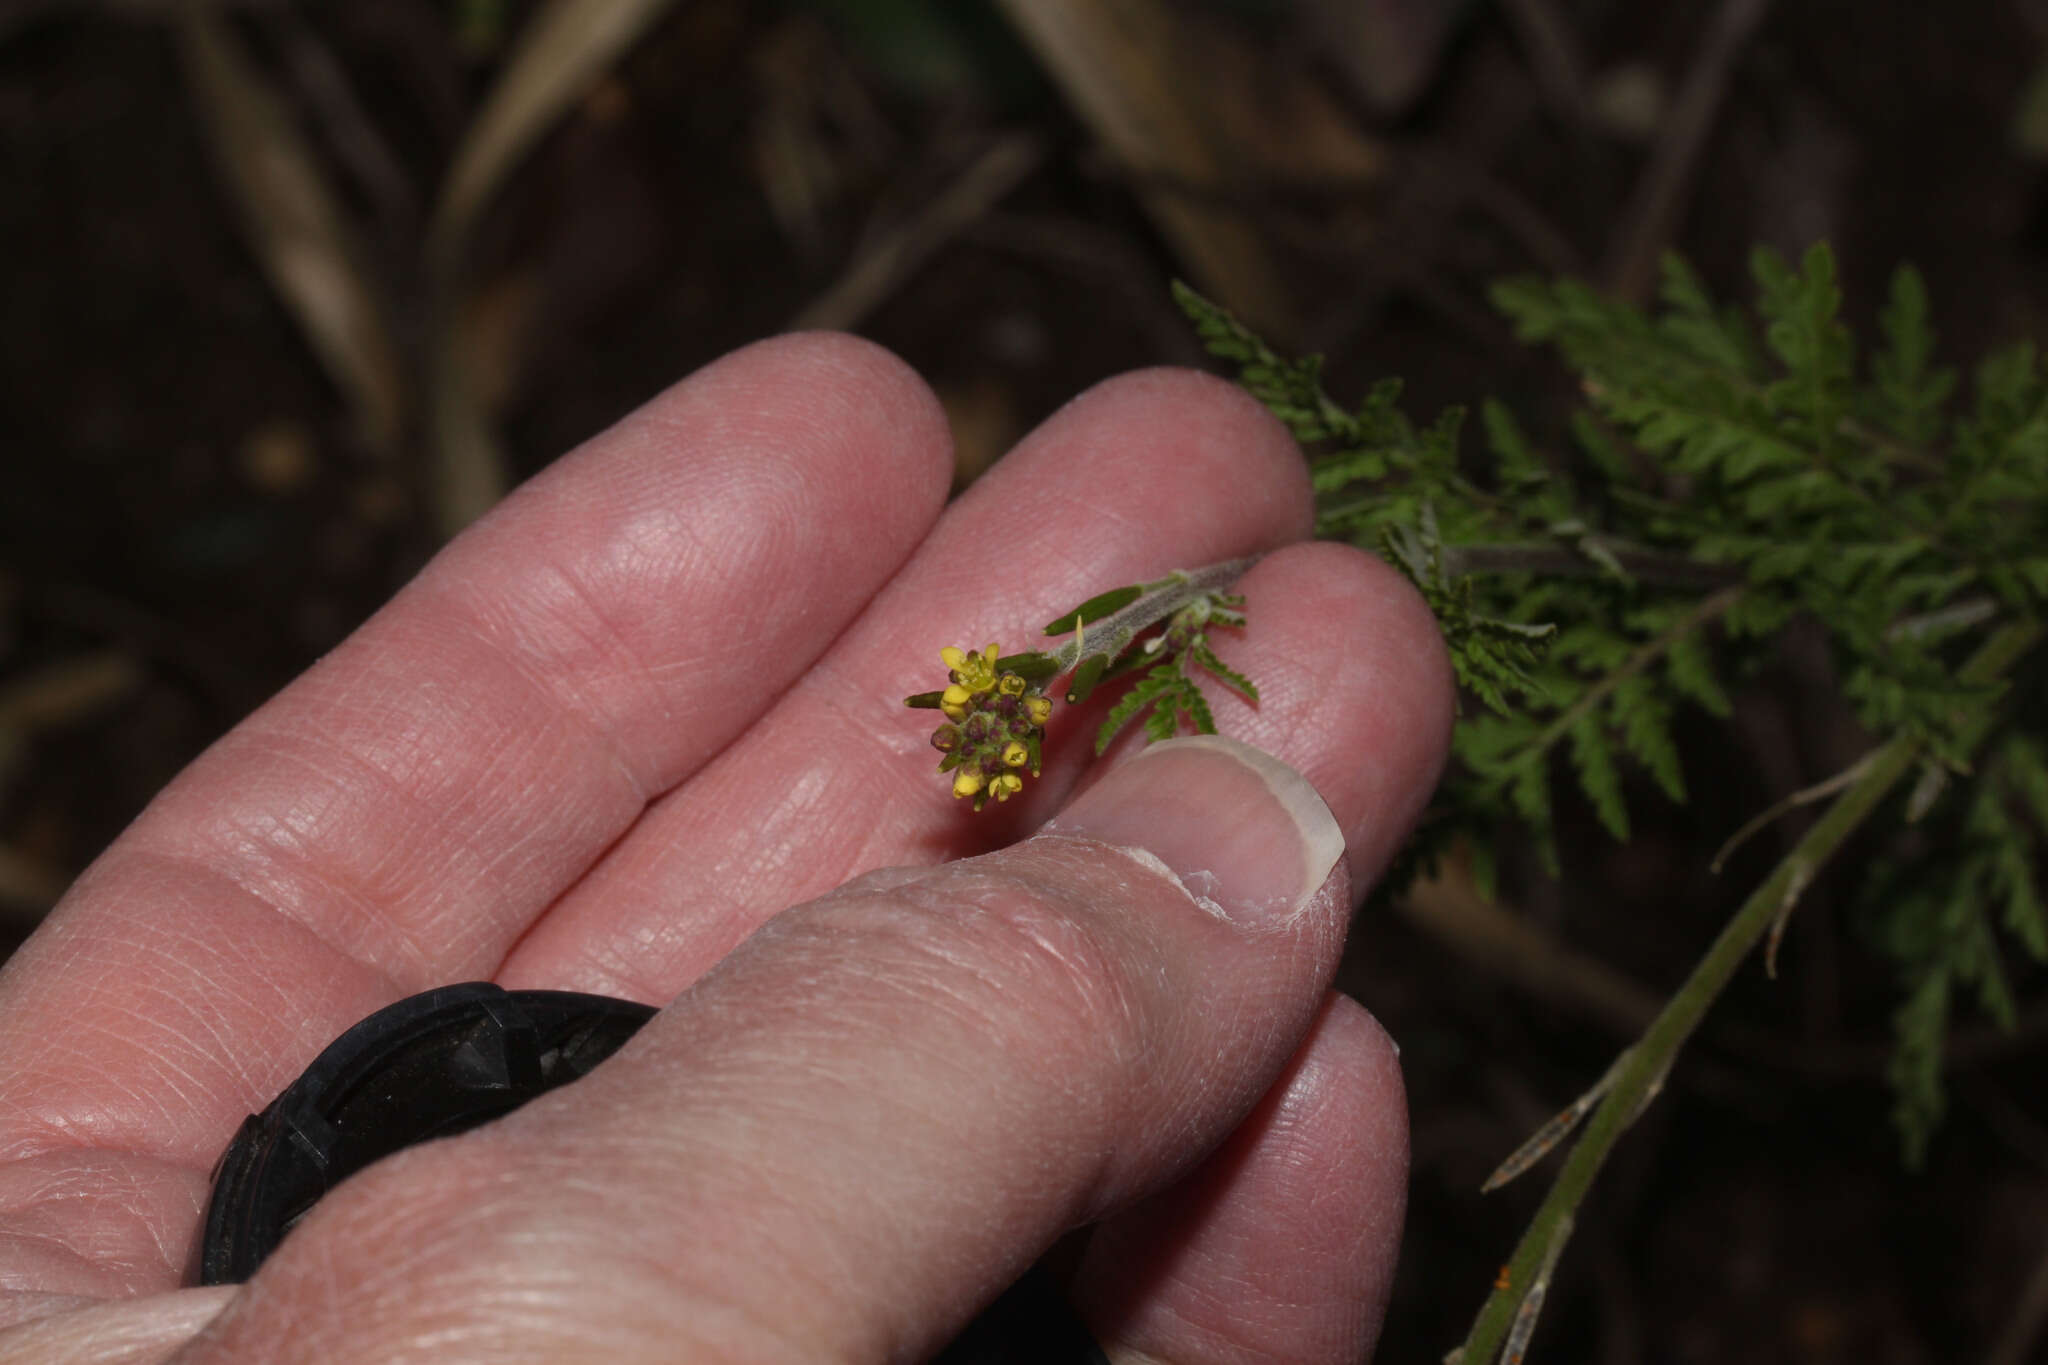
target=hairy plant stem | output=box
[1455,616,2044,1365]
[1043,556,1258,675]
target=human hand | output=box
[0,335,1452,1363]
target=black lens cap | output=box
[196,982,655,1286]
[195,981,1107,1363]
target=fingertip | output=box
[1034,366,1317,544]
[1261,993,1410,1358]
[444,329,954,609]
[1231,540,1457,883]
[1314,536,1458,783]
[617,329,955,508]
[0,1285,236,1361]
[1224,991,1410,1275]
[758,330,955,452]
[1309,993,1411,1255]
[1075,991,1409,1365]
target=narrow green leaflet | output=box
[1190,641,1258,702]
[1044,586,1143,635]
[1063,652,1110,705]
[1097,672,1178,752]
[1172,281,1348,444]
[1870,264,1954,447]
[1567,711,1629,841]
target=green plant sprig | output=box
[904,560,1261,808]
[1453,618,2041,1365]
[1172,249,2048,1364]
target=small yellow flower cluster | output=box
[928,643,1051,810]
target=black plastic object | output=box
[196,982,1109,1364]
[197,981,655,1286]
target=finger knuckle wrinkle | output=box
[884,875,1149,1068]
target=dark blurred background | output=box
[5,1,2048,1360]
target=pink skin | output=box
[0,335,1453,1363]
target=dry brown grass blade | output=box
[0,651,141,809]
[0,653,139,735]
[177,6,404,452]
[790,134,1043,333]
[425,0,683,270]
[1396,853,1664,1038]
[0,654,138,732]
[0,844,70,922]
[994,0,1330,342]
[426,315,509,540]
[421,0,683,535]
[1600,0,1775,304]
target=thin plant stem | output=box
[1043,557,1258,675]
[1455,618,2043,1364]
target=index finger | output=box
[0,334,949,1185]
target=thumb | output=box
[181,736,1373,1364]
[0,1288,233,1363]
[1041,732,1351,928]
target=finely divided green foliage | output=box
[1092,612,1256,752]
[1176,246,2048,1164]
[1864,732,2048,1163]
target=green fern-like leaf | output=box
[1985,744,2048,960]
[1656,252,1761,376]
[1613,675,1685,804]
[1097,671,1179,754]
[1663,631,1732,717]
[1862,728,2048,1166]
[1870,264,1954,446]
[1186,251,2048,1170]
[2002,734,2048,844]
[1172,281,1346,445]
[1888,963,1951,1167]
[1311,448,1388,492]
[1753,243,1856,466]
[1190,641,1259,702]
[1568,711,1629,841]
[1179,677,1216,735]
